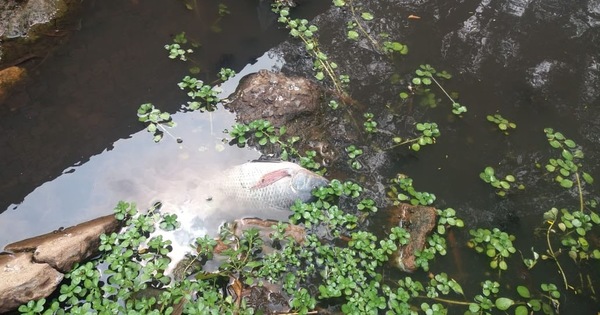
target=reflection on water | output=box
[0,51,284,246]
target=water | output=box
[0,0,328,244]
[1,0,600,312]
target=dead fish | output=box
[148,161,328,275]
[218,160,329,212]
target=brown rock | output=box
[0,66,26,105]
[0,252,63,313]
[4,214,122,272]
[224,70,346,165]
[225,70,323,128]
[387,203,437,272]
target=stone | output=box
[224,70,348,166]
[225,70,323,129]
[0,252,64,313]
[387,203,437,272]
[4,214,122,272]
[0,66,26,105]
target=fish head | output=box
[290,169,329,202]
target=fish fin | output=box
[251,169,292,189]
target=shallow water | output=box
[1,0,600,312]
[0,0,328,244]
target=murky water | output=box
[0,0,328,244]
[1,0,600,313]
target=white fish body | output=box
[148,161,328,273]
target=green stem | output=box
[575,172,584,212]
[545,220,570,290]
[416,295,471,306]
[348,1,381,52]
[429,75,456,105]
[385,137,421,150]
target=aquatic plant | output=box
[273,5,347,96]
[345,144,363,170]
[387,122,441,152]
[468,228,517,272]
[487,113,517,135]
[479,166,524,196]
[387,174,436,206]
[137,103,176,142]
[401,64,467,115]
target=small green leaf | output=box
[361,12,374,20]
[582,172,594,184]
[517,286,530,298]
[347,30,359,40]
[495,297,514,310]
[561,150,574,161]
[560,179,574,188]
[515,305,529,315]
[549,140,561,148]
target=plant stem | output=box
[416,295,471,306]
[385,138,420,150]
[429,75,456,105]
[575,172,584,212]
[545,220,570,290]
[348,0,381,52]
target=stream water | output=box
[1,0,599,313]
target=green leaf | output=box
[411,143,420,151]
[561,150,573,161]
[499,260,508,270]
[564,139,576,148]
[517,286,530,298]
[515,305,529,315]
[495,297,514,310]
[361,12,374,20]
[315,72,325,81]
[590,212,600,224]
[560,179,573,188]
[582,172,594,184]
[347,30,359,40]
[412,77,422,85]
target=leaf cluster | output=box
[468,228,516,271]
[487,113,516,134]
[388,174,437,206]
[479,166,523,196]
[137,103,176,142]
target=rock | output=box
[225,70,323,130]
[387,203,437,272]
[0,66,26,106]
[225,70,354,166]
[0,252,64,314]
[0,0,63,39]
[4,214,122,272]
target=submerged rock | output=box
[0,66,26,106]
[0,252,64,313]
[225,70,324,133]
[387,203,437,272]
[0,215,121,313]
[5,214,121,272]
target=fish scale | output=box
[219,161,328,212]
